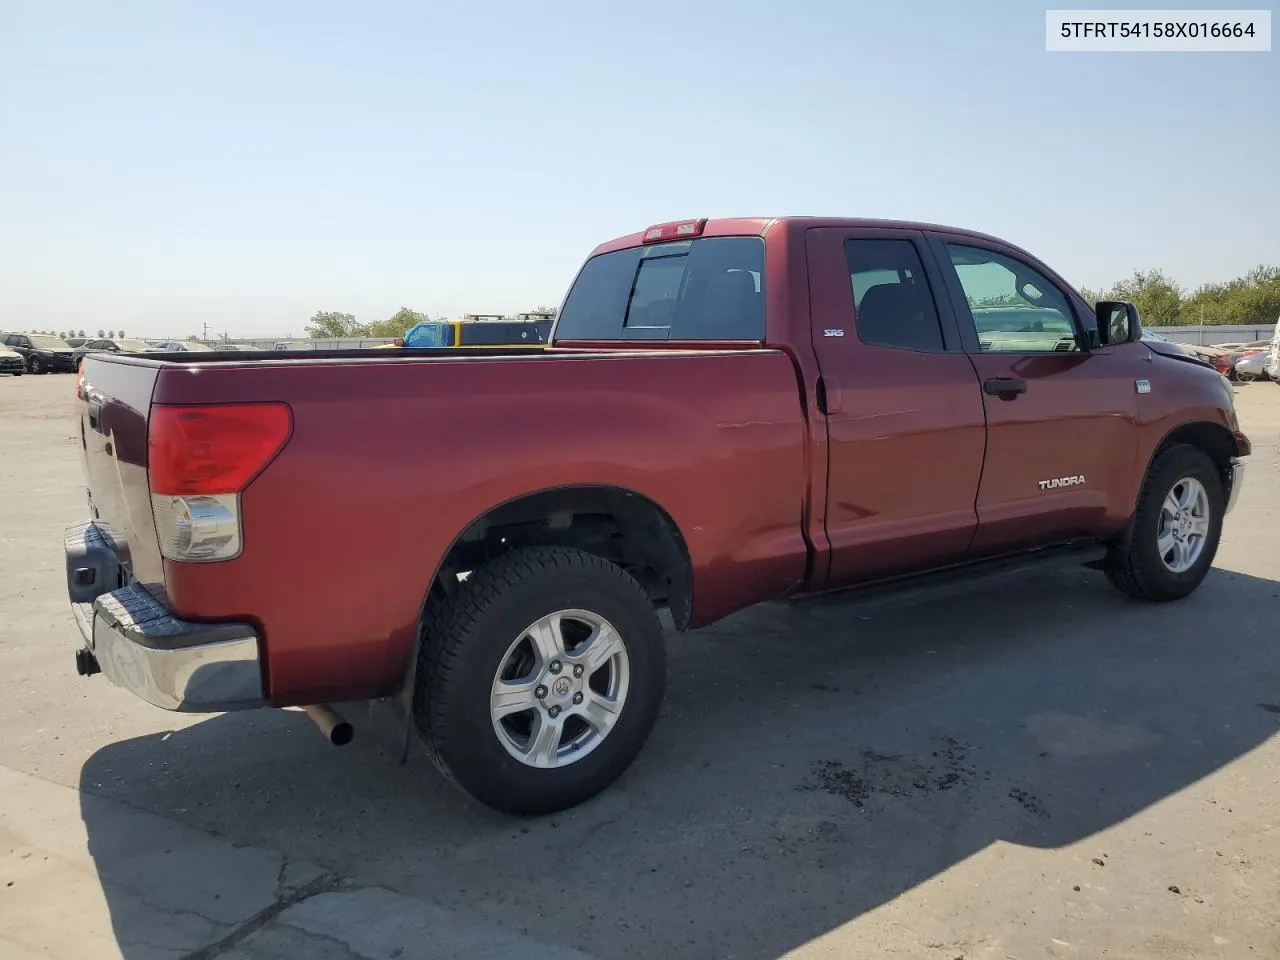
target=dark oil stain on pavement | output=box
[802,737,1052,820]
[801,737,982,808]
[1008,786,1050,819]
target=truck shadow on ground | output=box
[80,565,1280,960]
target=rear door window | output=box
[844,239,947,352]
[556,236,765,341]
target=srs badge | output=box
[1039,475,1086,490]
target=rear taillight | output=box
[148,403,291,562]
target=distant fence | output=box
[1149,324,1277,346]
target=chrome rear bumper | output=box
[65,521,263,712]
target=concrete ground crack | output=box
[274,856,289,899]
[181,872,344,960]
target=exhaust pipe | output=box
[302,704,354,746]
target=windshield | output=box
[30,335,72,350]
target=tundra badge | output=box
[1136,379,1151,394]
[1039,475,1085,490]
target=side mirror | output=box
[1095,300,1141,345]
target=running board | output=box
[791,541,1109,612]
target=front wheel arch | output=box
[1118,420,1241,550]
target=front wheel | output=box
[414,546,666,815]
[1105,444,1224,602]
[28,357,45,375]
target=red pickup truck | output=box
[66,217,1249,815]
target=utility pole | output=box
[202,322,208,341]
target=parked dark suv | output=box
[1,333,79,373]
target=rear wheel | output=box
[414,546,666,815]
[1105,444,1224,601]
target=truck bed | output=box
[76,346,811,705]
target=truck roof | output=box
[589,216,1013,257]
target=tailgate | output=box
[77,356,166,594]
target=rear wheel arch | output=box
[419,484,694,633]
[413,544,667,813]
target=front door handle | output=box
[983,377,1027,397]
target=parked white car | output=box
[1234,348,1269,381]
[1265,317,1280,382]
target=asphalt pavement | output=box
[2,372,1278,959]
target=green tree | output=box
[97,329,105,337]
[77,329,86,338]
[107,330,116,339]
[305,311,365,338]
[1105,269,1183,327]
[367,307,426,338]
[1177,264,1280,326]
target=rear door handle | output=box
[983,377,1027,397]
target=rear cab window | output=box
[555,236,765,342]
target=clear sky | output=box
[2,0,1276,337]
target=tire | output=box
[1105,444,1224,602]
[414,546,666,815]
[28,357,45,375]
